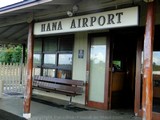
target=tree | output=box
[0,45,22,64]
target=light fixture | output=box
[72,5,79,13]
[67,5,79,17]
[67,10,73,17]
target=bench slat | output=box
[34,81,83,93]
[34,75,84,86]
[33,75,84,98]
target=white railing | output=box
[0,63,26,94]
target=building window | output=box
[33,35,74,79]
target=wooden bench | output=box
[32,75,84,104]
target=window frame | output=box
[33,35,74,79]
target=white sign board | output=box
[34,6,139,35]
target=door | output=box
[86,35,110,110]
[109,34,136,109]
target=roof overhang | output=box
[0,0,142,44]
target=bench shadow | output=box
[31,96,95,112]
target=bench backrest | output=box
[34,75,84,86]
[33,75,84,95]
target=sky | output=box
[0,0,23,8]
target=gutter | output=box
[0,0,52,14]
[0,0,39,12]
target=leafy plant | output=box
[0,45,22,64]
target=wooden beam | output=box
[23,21,34,119]
[142,1,155,120]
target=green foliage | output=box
[0,45,22,64]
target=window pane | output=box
[33,54,41,65]
[153,52,160,74]
[44,54,55,65]
[59,36,74,51]
[89,37,106,103]
[44,38,57,52]
[33,67,41,76]
[58,54,72,65]
[34,39,42,52]
[57,70,72,79]
[43,69,56,77]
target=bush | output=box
[0,45,22,64]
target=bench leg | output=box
[69,96,72,105]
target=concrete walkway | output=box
[0,94,141,120]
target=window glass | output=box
[112,60,122,71]
[33,35,74,79]
[44,38,57,52]
[34,40,42,52]
[57,70,72,79]
[153,52,160,74]
[58,54,72,65]
[33,67,41,75]
[59,36,73,51]
[44,54,55,65]
[43,69,56,77]
[33,54,41,65]
[141,52,160,74]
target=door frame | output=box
[85,33,110,110]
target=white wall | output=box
[72,32,88,81]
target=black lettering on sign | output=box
[98,16,106,26]
[70,19,76,29]
[107,14,115,24]
[58,21,63,30]
[78,18,81,28]
[41,24,46,32]
[82,18,88,27]
[52,22,57,30]
[116,12,123,23]
[90,16,96,27]
[46,23,51,31]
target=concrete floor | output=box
[0,94,142,120]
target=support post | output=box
[22,44,26,64]
[142,1,155,120]
[23,21,34,119]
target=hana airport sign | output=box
[34,6,139,35]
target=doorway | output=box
[109,31,137,109]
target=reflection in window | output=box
[34,40,42,52]
[91,45,106,64]
[33,68,41,75]
[112,60,122,71]
[141,51,160,75]
[57,70,72,79]
[43,69,56,77]
[33,54,41,65]
[58,54,72,65]
[153,52,160,75]
[44,38,57,52]
[33,35,73,80]
[44,54,55,65]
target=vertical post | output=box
[20,44,26,84]
[23,21,34,119]
[142,1,155,120]
[22,44,26,64]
